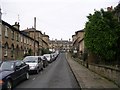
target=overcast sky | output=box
[0,0,119,40]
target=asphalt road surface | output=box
[15,53,80,88]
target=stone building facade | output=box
[49,39,72,52]
[22,28,49,55]
[42,33,49,49]
[1,21,39,60]
[72,29,84,57]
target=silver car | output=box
[23,56,43,74]
[43,54,52,63]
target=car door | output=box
[11,61,21,83]
[38,57,42,69]
[14,61,24,81]
[20,61,28,76]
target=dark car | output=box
[0,60,30,90]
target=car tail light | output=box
[0,80,4,84]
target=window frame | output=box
[5,26,8,38]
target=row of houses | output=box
[0,8,49,60]
[49,39,72,52]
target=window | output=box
[21,35,23,42]
[16,33,19,41]
[0,23,1,35]
[1,62,14,70]
[27,38,28,44]
[23,36,24,43]
[28,39,29,44]
[11,45,14,57]
[24,37,26,43]
[16,61,22,67]
[24,48,26,54]
[11,30,14,40]
[26,38,27,44]
[4,43,8,57]
[5,26,8,37]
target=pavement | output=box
[66,53,120,90]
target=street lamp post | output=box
[34,17,36,56]
[0,7,2,61]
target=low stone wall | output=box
[72,55,120,87]
[88,64,120,87]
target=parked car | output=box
[23,56,43,74]
[51,53,58,61]
[43,54,52,63]
[0,60,29,90]
[40,56,48,68]
[50,53,56,61]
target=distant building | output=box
[22,28,49,55]
[49,39,72,52]
[114,3,120,22]
[107,6,113,11]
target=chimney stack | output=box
[34,17,36,29]
[13,22,20,30]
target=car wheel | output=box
[43,64,45,68]
[41,67,43,71]
[36,69,39,74]
[25,72,29,80]
[6,80,12,90]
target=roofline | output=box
[2,20,39,43]
[22,28,43,35]
[75,29,84,35]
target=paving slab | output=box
[66,53,120,90]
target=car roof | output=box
[1,60,22,63]
[24,56,39,58]
[43,54,50,56]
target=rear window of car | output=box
[0,62,14,70]
[23,57,38,63]
[25,60,36,63]
[44,54,50,57]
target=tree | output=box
[84,9,120,63]
[41,48,51,55]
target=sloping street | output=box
[15,53,80,89]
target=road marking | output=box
[33,78,35,80]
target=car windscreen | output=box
[44,55,50,58]
[0,62,14,70]
[23,57,38,63]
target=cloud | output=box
[1,0,119,40]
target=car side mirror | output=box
[15,66,20,70]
